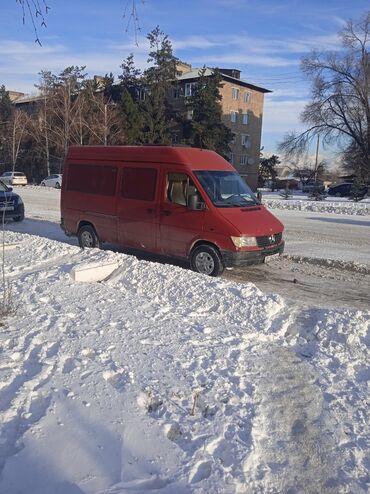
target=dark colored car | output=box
[0,180,25,222]
[328,182,368,198]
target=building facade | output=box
[171,63,270,190]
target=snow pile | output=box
[0,231,369,493]
[263,198,370,216]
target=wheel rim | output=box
[195,252,215,275]
[81,230,94,247]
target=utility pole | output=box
[314,135,320,182]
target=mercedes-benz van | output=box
[61,146,284,276]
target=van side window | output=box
[67,164,117,195]
[167,173,202,207]
[121,167,157,201]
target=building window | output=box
[231,133,237,144]
[138,89,146,101]
[232,87,240,100]
[185,82,196,97]
[241,134,251,148]
[242,113,249,125]
[229,153,234,164]
[172,132,179,144]
[240,155,248,165]
[230,111,237,123]
[187,110,194,120]
[244,91,251,103]
[172,87,180,99]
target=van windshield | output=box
[194,170,258,207]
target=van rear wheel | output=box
[190,245,224,277]
[78,225,101,249]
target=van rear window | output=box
[121,168,157,201]
[67,164,117,196]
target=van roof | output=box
[66,146,235,171]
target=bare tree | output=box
[40,66,87,158]
[279,11,370,181]
[81,80,125,146]
[16,0,49,45]
[17,0,145,44]
[1,109,30,171]
[31,71,56,176]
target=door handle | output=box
[161,210,171,216]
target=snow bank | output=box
[0,231,369,493]
[263,197,370,216]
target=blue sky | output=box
[1,0,369,157]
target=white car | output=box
[41,174,62,189]
[0,171,28,186]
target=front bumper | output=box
[2,203,24,220]
[221,242,284,268]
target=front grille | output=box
[0,200,15,207]
[256,232,282,248]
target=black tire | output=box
[13,213,24,222]
[77,224,101,249]
[190,245,224,277]
[55,182,61,189]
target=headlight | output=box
[231,236,257,248]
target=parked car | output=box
[327,182,352,197]
[327,182,368,198]
[41,174,62,189]
[61,146,285,277]
[0,171,28,186]
[0,180,25,222]
[301,180,325,193]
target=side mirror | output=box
[188,194,205,210]
[7,187,13,192]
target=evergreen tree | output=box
[259,154,280,189]
[120,88,143,144]
[118,54,143,144]
[0,85,13,122]
[185,67,232,157]
[119,54,142,100]
[349,176,368,202]
[141,26,178,144]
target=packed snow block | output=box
[70,261,119,283]
[3,243,19,251]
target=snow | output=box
[261,191,370,216]
[0,186,369,493]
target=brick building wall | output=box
[171,65,270,191]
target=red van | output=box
[61,146,284,276]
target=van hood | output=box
[218,205,284,236]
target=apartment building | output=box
[171,63,271,190]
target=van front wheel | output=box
[190,245,224,277]
[78,225,101,249]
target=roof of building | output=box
[13,93,44,104]
[176,68,271,94]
